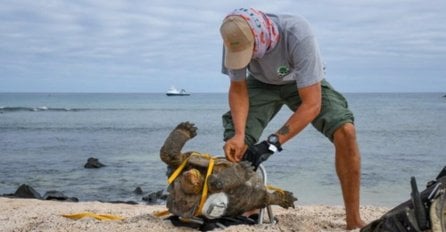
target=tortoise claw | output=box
[175,121,197,138]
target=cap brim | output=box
[224,44,253,70]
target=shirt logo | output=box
[277,65,290,78]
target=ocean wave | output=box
[0,106,219,113]
[0,125,173,133]
[0,106,87,112]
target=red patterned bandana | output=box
[227,8,280,59]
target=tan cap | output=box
[220,16,254,69]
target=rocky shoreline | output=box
[1,183,168,205]
[1,157,169,205]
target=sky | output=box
[1,0,445,93]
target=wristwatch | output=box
[267,134,283,152]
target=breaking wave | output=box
[0,106,88,112]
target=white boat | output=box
[166,86,190,96]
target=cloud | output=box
[0,0,445,92]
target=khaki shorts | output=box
[222,78,354,145]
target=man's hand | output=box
[224,135,247,162]
[242,141,275,170]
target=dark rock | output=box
[43,190,79,202]
[43,190,66,200]
[102,200,139,205]
[142,192,158,204]
[66,197,79,202]
[133,186,143,195]
[84,157,106,168]
[159,191,168,201]
[13,184,42,199]
[142,189,168,204]
[1,193,15,197]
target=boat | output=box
[166,86,190,96]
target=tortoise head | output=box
[180,168,204,194]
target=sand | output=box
[0,197,390,232]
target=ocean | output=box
[0,92,445,207]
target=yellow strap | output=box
[195,157,215,216]
[62,212,125,221]
[153,209,170,217]
[167,156,190,184]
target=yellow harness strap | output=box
[167,155,191,184]
[62,212,125,221]
[153,210,170,217]
[195,157,214,216]
[166,153,216,217]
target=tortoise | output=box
[160,121,297,219]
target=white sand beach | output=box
[0,197,390,232]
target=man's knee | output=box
[333,123,357,143]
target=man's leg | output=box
[306,80,366,229]
[333,123,366,230]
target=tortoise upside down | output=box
[160,121,297,219]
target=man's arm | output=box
[224,80,249,162]
[276,82,322,145]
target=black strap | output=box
[166,215,257,231]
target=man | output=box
[219,8,366,230]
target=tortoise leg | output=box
[266,190,297,209]
[160,121,197,167]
